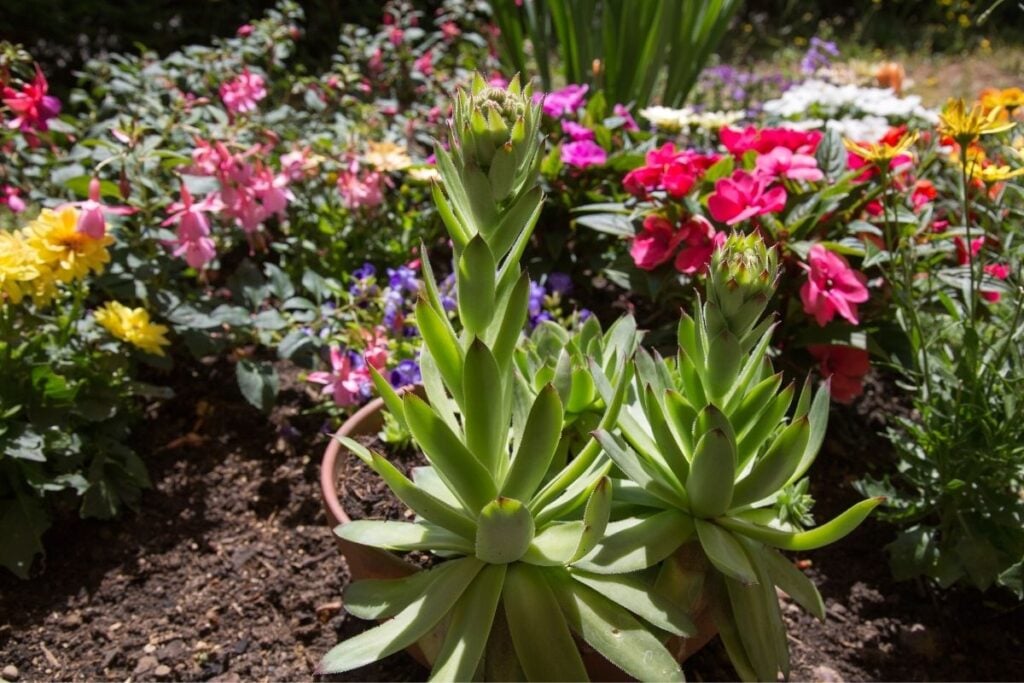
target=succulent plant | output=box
[319,77,687,682]
[591,234,883,682]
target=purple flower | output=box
[800,37,840,75]
[561,140,607,169]
[439,273,457,312]
[387,265,420,294]
[578,308,592,322]
[390,359,422,387]
[561,120,595,141]
[353,262,376,279]
[547,272,572,295]
[535,84,588,118]
[382,289,404,328]
[613,104,639,132]
[528,281,546,318]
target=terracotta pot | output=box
[320,391,718,678]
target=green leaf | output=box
[368,453,477,540]
[475,498,535,564]
[430,563,507,681]
[403,394,496,512]
[574,509,693,574]
[319,557,483,674]
[345,561,461,620]
[236,360,278,412]
[0,493,49,578]
[570,477,613,562]
[502,563,588,682]
[458,236,497,337]
[593,429,687,508]
[502,384,564,501]
[368,366,408,431]
[489,187,543,260]
[491,272,530,372]
[463,339,506,472]
[731,417,810,509]
[716,497,885,551]
[550,572,685,682]
[337,520,473,554]
[785,383,831,486]
[695,519,758,585]
[687,428,737,518]
[523,521,585,566]
[762,548,825,621]
[415,298,464,405]
[570,570,696,637]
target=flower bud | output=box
[707,232,779,339]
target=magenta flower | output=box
[673,216,725,275]
[307,347,371,407]
[800,244,869,326]
[337,162,384,210]
[613,104,640,131]
[754,147,824,182]
[1,186,26,213]
[219,69,267,115]
[2,65,61,134]
[630,215,683,271]
[561,140,607,169]
[982,263,1010,303]
[561,120,594,141]
[708,171,787,225]
[535,84,588,118]
[163,185,219,268]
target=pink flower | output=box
[60,177,134,238]
[389,27,405,45]
[307,347,370,407]
[622,143,719,199]
[2,65,61,134]
[163,185,219,268]
[280,147,314,181]
[800,244,869,326]
[362,327,390,370]
[673,216,725,274]
[236,24,254,37]
[720,126,822,156]
[561,140,606,169]
[954,235,985,266]
[630,215,683,270]
[219,69,267,115]
[561,120,594,141]
[1,186,26,213]
[708,171,787,225]
[910,179,936,210]
[613,104,639,131]
[337,163,384,209]
[535,84,588,118]
[754,147,824,182]
[440,21,461,41]
[414,52,434,75]
[982,263,1010,302]
[808,345,870,403]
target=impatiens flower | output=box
[910,179,937,210]
[94,301,171,356]
[630,215,683,271]
[708,170,787,225]
[982,263,1010,302]
[799,244,869,326]
[622,143,719,199]
[561,120,595,141]
[163,185,218,268]
[2,65,61,134]
[307,347,371,407]
[954,235,986,266]
[754,146,824,182]
[561,140,607,169]
[219,69,267,115]
[808,345,870,403]
[673,216,726,275]
[720,126,822,156]
[1,186,26,213]
[337,164,384,210]
[535,84,588,118]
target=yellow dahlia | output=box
[968,163,1024,184]
[843,130,919,165]
[22,206,114,284]
[94,301,171,356]
[0,230,39,305]
[939,98,1017,145]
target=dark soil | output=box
[2,366,1023,682]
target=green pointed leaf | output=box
[491,272,530,371]
[345,560,461,620]
[786,382,831,486]
[431,182,471,249]
[716,497,885,551]
[463,339,505,471]
[502,384,563,501]
[593,429,687,508]
[570,570,696,637]
[570,476,613,562]
[319,557,483,674]
[404,393,496,512]
[644,385,689,486]
[415,298,464,404]
[762,548,825,621]
[475,497,535,564]
[726,371,782,440]
[502,563,588,682]
[663,389,697,461]
[687,428,737,518]
[694,519,758,585]
[736,383,793,468]
[574,509,693,574]
[458,235,497,337]
[488,144,517,202]
[731,417,810,509]
[430,563,507,682]
[522,521,584,566]
[368,453,477,540]
[336,520,474,554]
[368,366,408,430]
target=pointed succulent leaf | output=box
[786,382,831,486]
[644,384,689,486]
[415,297,464,404]
[705,329,743,402]
[687,428,737,518]
[736,383,794,467]
[723,570,784,682]
[593,429,686,508]
[694,519,758,585]
[489,143,517,202]
[419,346,460,433]
[319,557,483,674]
[457,236,497,337]
[502,563,588,682]
[762,548,826,621]
[569,570,696,637]
[429,563,507,682]
[727,371,782,438]
[569,476,613,562]
[491,271,530,371]
[368,366,408,430]
[709,575,759,682]
[463,339,505,471]
[368,452,477,539]
[716,497,885,550]
[663,389,697,460]
[522,521,585,566]
[731,416,811,509]
[574,510,694,574]
[345,560,461,620]
[430,182,471,250]
[475,497,535,564]
[337,520,474,554]
[502,383,563,501]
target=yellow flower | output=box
[968,164,1024,184]
[843,130,919,165]
[0,230,39,305]
[363,141,412,172]
[21,207,114,284]
[938,98,1017,145]
[95,301,171,356]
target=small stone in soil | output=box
[134,656,159,676]
[154,664,172,678]
[812,664,844,682]
[899,622,939,659]
[2,664,19,681]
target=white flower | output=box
[639,105,745,132]
[762,79,937,124]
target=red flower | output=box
[630,215,683,270]
[910,179,937,210]
[720,126,822,156]
[808,345,870,403]
[982,263,1010,302]
[954,235,985,266]
[799,244,869,326]
[621,143,719,199]
[707,170,787,225]
[673,216,725,274]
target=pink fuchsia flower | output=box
[337,163,384,210]
[307,347,370,407]
[561,120,594,141]
[613,104,639,131]
[630,215,683,271]
[754,146,824,182]
[219,69,267,115]
[1,186,26,213]
[561,140,606,169]
[361,327,391,370]
[708,170,787,225]
[673,216,726,275]
[163,185,219,268]
[720,126,822,156]
[64,177,135,238]
[2,65,61,133]
[799,244,869,326]
[982,263,1010,302]
[808,345,870,403]
[535,84,588,118]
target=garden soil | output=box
[1,363,1022,682]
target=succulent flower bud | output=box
[706,232,779,342]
